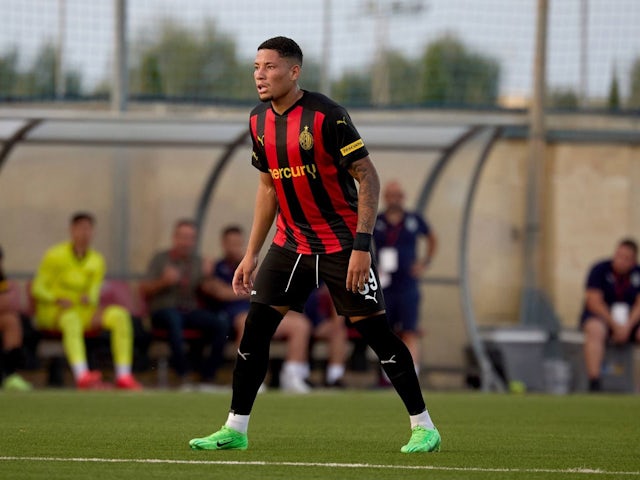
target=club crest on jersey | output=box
[299,126,314,151]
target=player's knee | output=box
[287,312,311,336]
[583,318,607,341]
[243,303,284,337]
[58,310,83,335]
[102,305,132,332]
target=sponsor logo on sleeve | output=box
[340,139,365,157]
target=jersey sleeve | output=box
[145,252,166,280]
[416,214,431,236]
[585,262,605,290]
[213,260,224,279]
[250,121,269,173]
[86,253,106,307]
[323,106,369,169]
[31,248,61,303]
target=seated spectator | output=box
[139,219,228,389]
[0,245,33,391]
[304,284,349,387]
[581,238,640,392]
[31,212,142,390]
[201,225,312,393]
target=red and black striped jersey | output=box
[250,91,369,255]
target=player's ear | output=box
[290,63,301,81]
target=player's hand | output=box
[410,260,430,278]
[346,250,371,293]
[161,265,181,286]
[201,257,213,276]
[56,298,73,309]
[233,255,258,296]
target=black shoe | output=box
[325,378,346,389]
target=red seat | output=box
[4,280,23,313]
[38,328,103,339]
[151,328,203,341]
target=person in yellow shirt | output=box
[31,212,141,390]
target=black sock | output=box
[2,348,22,377]
[352,314,426,415]
[230,303,283,415]
[588,378,601,392]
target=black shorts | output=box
[251,244,385,318]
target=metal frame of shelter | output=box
[2,114,638,391]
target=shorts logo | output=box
[365,291,378,303]
[299,126,314,151]
[358,268,379,302]
[340,139,364,157]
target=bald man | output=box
[373,181,437,376]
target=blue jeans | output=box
[151,308,229,381]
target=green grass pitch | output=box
[1,390,638,480]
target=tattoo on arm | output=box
[349,157,380,234]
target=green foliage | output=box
[129,19,253,101]
[419,34,500,106]
[548,88,579,109]
[628,57,640,108]
[331,70,371,106]
[0,44,82,99]
[377,49,423,105]
[608,67,620,110]
[0,48,19,95]
[332,34,500,107]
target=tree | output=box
[0,49,19,98]
[419,34,500,107]
[19,44,57,98]
[0,44,82,99]
[548,88,579,109]
[331,70,371,106]
[130,19,254,102]
[608,67,620,111]
[629,57,640,109]
[369,49,422,106]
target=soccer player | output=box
[374,180,437,377]
[189,36,440,453]
[31,212,142,390]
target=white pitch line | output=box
[0,456,639,476]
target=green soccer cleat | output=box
[189,425,248,451]
[2,373,33,392]
[401,426,441,453]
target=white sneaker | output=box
[280,373,311,394]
